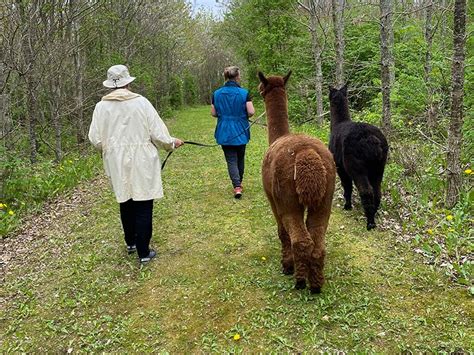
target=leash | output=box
[161,111,266,170]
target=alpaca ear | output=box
[258,71,268,85]
[283,70,292,86]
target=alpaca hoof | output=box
[310,286,321,294]
[282,265,294,275]
[344,204,352,210]
[367,223,376,230]
[295,279,306,290]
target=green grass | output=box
[1,106,472,352]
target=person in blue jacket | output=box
[211,66,255,198]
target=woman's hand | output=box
[174,139,184,148]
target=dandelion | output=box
[261,256,266,261]
[0,203,4,209]
[427,229,433,235]
[8,210,14,216]
[464,169,472,175]
[446,215,453,221]
[233,333,241,341]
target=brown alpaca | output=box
[258,71,336,294]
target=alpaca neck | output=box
[330,101,351,129]
[265,91,290,144]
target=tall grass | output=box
[0,152,101,236]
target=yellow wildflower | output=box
[464,169,472,175]
[233,333,241,341]
[427,229,433,235]
[261,256,267,261]
[446,215,453,221]
[0,203,4,209]
[8,210,14,216]
[408,121,413,126]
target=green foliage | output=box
[344,22,380,110]
[183,71,199,106]
[222,0,303,96]
[0,153,101,236]
[383,140,473,285]
[169,75,184,109]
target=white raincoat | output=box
[88,89,176,203]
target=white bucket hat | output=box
[103,64,136,88]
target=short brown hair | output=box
[223,66,240,81]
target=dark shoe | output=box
[127,245,137,255]
[234,186,242,199]
[139,249,157,264]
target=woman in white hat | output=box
[89,64,184,264]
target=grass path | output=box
[1,106,472,353]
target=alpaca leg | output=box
[267,194,293,274]
[338,167,353,210]
[353,175,376,230]
[369,174,383,213]
[278,223,294,275]
[282,213,313,290]
[306,206,331,294]
[369,164,385,214]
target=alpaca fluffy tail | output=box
[295,149,327,207]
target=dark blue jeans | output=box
[119,199,153,258]
[222,145,246,188]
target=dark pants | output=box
[119,199,153,258]
[222,145,246,188]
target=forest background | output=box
[0,0,472,288]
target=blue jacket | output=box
[212,81,251,146]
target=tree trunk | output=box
[379,0,394,134]
[446,0,467,208]
[0,64,11,200]
[440,0,447,47]
[17,0,39,163]
[0,64,10,145]
[308,0,324,125]
[74,49,85,146]
[71,0,85,146]
[50,77,62,162]
[332,0,345,87]
[424,0,437,130]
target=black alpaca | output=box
[329,84,388,230]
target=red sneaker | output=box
[234,186,242,199]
